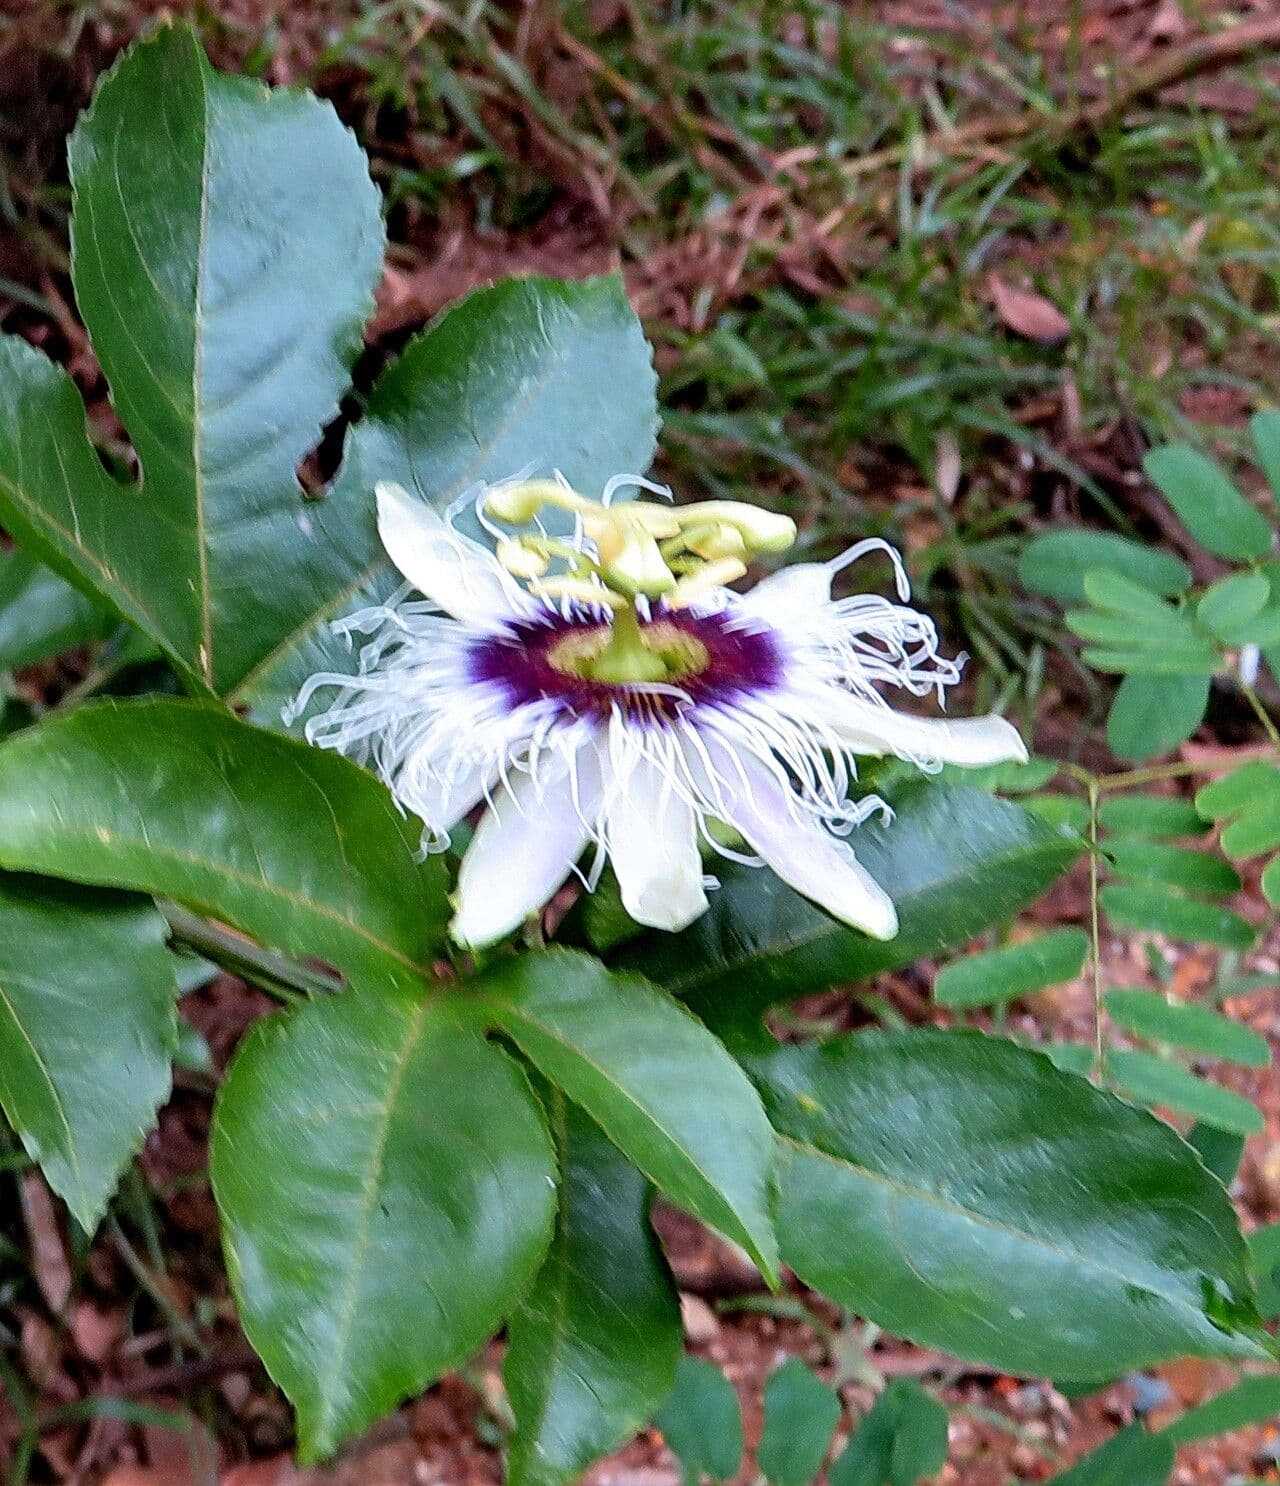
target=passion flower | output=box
[290,477,1026,948]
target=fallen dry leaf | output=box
[988,274,1071,344]
[20,1170,72,1312]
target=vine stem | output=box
[159,902,341,1004]
[1086,774,1104,1079]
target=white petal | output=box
[376,481,534,628]
[450,747,601,948]
[737,562,832,616]
[604,751,707,932]
[707,745,898,940]
[801,686,1027,768]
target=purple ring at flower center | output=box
[468,607,783,720]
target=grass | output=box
[3,0,1279,716]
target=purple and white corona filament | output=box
[291,479,1027,948]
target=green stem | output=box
[1086,775,1105,1079]
[160,902,341,1004]
[1242,679,1280,750]
[587,601,668,684]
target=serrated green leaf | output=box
[0,879,175,1229]
[1099,883,1255,949]
[0,698,448,980]
[1197,572,1270,637]
[1044,1425,1172,1486]
[1098,795,1207,839]
[620,780,1080,1027]
[829,1380,948,1486]
[1187,1122,1245,1185]
[0,27,384,695]
[1107,1049,1264,1134]
[758,1360,842,1486]
[1197,761,1280,818]
[746,1030,1267,1378]
[1248,1222,1280,1318]
[1106,673,1209,762]
[0,548,115,670]
[1105,989,1270,1067]
[472,949,777,1281]
[1017,530,1191,604]
[1145,445,1272,561]
[1251,411,1280,501]
[210,987,556,1462]
[235,273,659,722]
[656,1357,744,1484]
[505,1096,680,1486]
[1105,840,1240,896]
[1161,1374,1280,1445]
[934,928,1088,1010]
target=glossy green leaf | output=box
[1144,445,1271,561]
[934,928,1088,1010]
[505,1096,681,1486]
[1066,609,1200,650]
[1187,1122,1245,1185]
[0,698,447,980]
[0,548,115,670]
[655,1357,743,1484]
[1017,530,1191,604]
[235,273,659,722]
[829,1380,947,1486]
[1104,989,1270,1067]
[210,987,556,1462]
[1248,1222,1280,1318]
[1105,840,1240,896]
[1105,674,1209,762]
[1099,883,1255,950]
[1098,795,1207,839]
[1197,572,1270,637]
[472,949,777,1281]
[758,1360,842,1486]
[746,1029,1267,1378]
[0,878,175,1229]
[1106,1049,1264,1135]
[0,27,384,695]
[1252,410,1280,499]
[1161,1374,1280,1445]
[620,780,1080,1026]
[1045,1425,1172,1486]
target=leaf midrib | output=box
[779,1131,1210,1320]
[5,823,419,974]
[493,997,771,1274]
